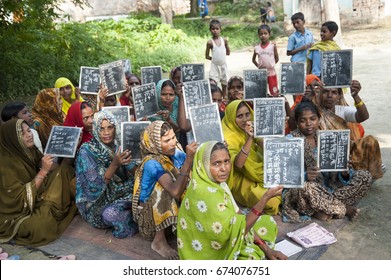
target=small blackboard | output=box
[79,66,100,94]
[99,60,126,96]
[141,66,162,85]
[102,106,130,129]
[183,80,212,119]
[317,130,350,171]
[132,83,158,121]
[81,93,99,112]
[264,137,304,188]
[280,62,306,94]
[189,103,224,144]
[122,59,132,74]
[321,49,353,88]
[121,121,151,161]
[243,69,268,99]
[181,63,205,83]
[254,98,285,137]
[44,126,82,158]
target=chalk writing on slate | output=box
[321,49,353,88]
[189,103,224,144]
[99,60,126,96]
[121,121,151,161]
[183,79,212,119]
[181,63,205,83]
[79,66,100,94]
[141,66,162,85]
[44,126,82,158]
[254,97,285,137]
[317,129,350,171]
[243,69,268,99]
[81,93,98,112]
[102,106,130,129]
[264,137,304,188]
[132,83,158,121]
[280,62,306,94]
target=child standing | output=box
[252,24,279,96]
[206,19,230,99]
[307,21,340,78]
[287,12,314,63]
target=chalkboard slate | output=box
[131,82,158,121]
[102,106,130,128]
[254,98,285,137]
[243,69,268,99]
[317,130,350,171]
[79,66,100,94]
[99,60,126,96]
[321,49,353,88]
[44,126,82,158]
[183,79,212,119]
[264,137,304,188]
[189,103,224,144]
[121,121,151,161]
[181,63,205,82]
[122,59,132,74]
[81,93,99,112]
[280,62,306,94]
[141,66,162,85]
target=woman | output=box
[120,74,141,120]
[222,100,281,215]
[75,110,137,238]
[0,119,77,246]
[63,101,94,146]
[227,76,244,103]
[283,101,372,222]
[55,77,83,119]
[178,141,286,260]
[132,121,197,259]
[31,88,64,150]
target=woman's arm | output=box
[234,121,254,169]
[176,87,192,132]
[350,80,369,123]
[34,154,54,189]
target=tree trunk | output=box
[323,0,344,47]
[159,0,173,25]
[190,0,198,16]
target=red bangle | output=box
[251,207,262,217]
[254,239,265,246]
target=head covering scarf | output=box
[149,79,179,124]
[63,102,93,144]
[91,110,120,157]
[177,141,277,260]
[31,88,64,149]
[55,77,83,116]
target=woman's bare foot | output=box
[151,230,178,260]
[346,205,360,220]
[313,211,332,221]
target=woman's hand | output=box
[75,87,82,101]
[157,110,171,122]
[350,80,361,97]
[112,149,132,168]
[245,121,254,138]
[185,142,198,161]
[306,166,320,181]
[265,248,288,260]
[175,83,184,97]
[264,185,283,200]
[98,86,109,102]
[41,154,55,173]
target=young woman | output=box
[63,101,94,146]
[54,77,83,119]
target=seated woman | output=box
[177,141,286,260]
[0,119,77,246]
[132,121,197,259]
[31,88,64,150]
[63,101,94,146]
[283,101,372,222]
[54,77,83,120]
[75,110,137,238]
[222,100,281,215]
[227,76,244,103]
[120,74,141,120]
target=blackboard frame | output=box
[181,63,205,83]
[101,106,131,129]
[279,62,306,94]
[253,97,286,137]
[317,129,350,172]
[44,126,82,158]
[243,69,268,99]
[121,121,151,161]
[99,60,127,96]
[189,103,224,144]
[131,82,158,121]
[183,79,212,119]
[140,66,162,85]
[321,49,353,88]
[79,66,100,95]
[263,137,304,188]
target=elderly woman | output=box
[132,121,197,259]
[54,77,83,119]
[177,141,286,260]
[75,110,137,238]
[0,119,77,246]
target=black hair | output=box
[127,73,141,84]
[161,122,173,137]
[1,101,27,122]
[294,100,320,122]
[322,21,339,35]
[237,101,249,111]
[209,19,221,29]
[258,24,271,34]
[267,2,272,7]
[80,101,93,111]
[210,83,222,94]
[228,76,243,88]
[211,142,229,155]
[161,80,175,91]
[291,12,305,22]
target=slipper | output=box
[7,255,20,260]
[0,252,9,260]
[56,254,76,260]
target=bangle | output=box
[179,173,189,178]
[354,100,364,108]
[251,207,262,216]
[254,239,266,246]
[241,147,249,155]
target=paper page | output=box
[275,239,303,257]
[287,222,337,248]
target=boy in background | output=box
[287,12,314,63]
[205,19,230,99]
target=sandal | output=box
[56,254,76,260]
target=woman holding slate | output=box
[75,110,138,238]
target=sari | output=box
[222,100,281,215]
[0,119,77,246]
[75,110,137,238]
[31,88,64,150]
[54,77,83,118]
[177,141,278,260]
[132,121,184,241]
[282,129,372,223]
[63,101,93,145]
